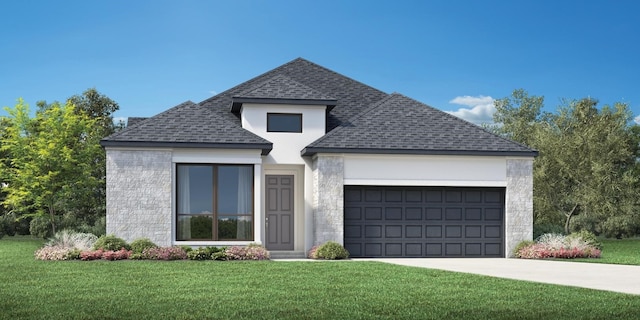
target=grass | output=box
[572,238,640,265]
[1,237,640,319]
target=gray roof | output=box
[301,93,537,156]
[126,117,148,126]
[101,101,272,154]
[101,58,536,157]
[231,74,337,112]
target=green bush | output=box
[187,246,225,260]
[513,240,535,257]
[93,234,130,251]
[0,214,16,239]
[315,241,349,260]
[29,216,55,239]
[130,238,157,254]
[568,230,602,250]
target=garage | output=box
[344,186,505,258]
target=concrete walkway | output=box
[362,258,640,295]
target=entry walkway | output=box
[363,258,640,295]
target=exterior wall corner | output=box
[505,158,534,257]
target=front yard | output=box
[1,237,639,320]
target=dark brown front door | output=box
[265,175,294,250]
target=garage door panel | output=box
[406,207,423,220]
[385,225,402,238]
[445,226,462,238]
[426,208,442,220]
[405,225,422,238]
[345,225,362,238]
[426,226,442,238]
[365,243,382,256]
[385,207,402,220]
[426,243,442,256]
[344,186,504,258]
[365,207,382,219]
[365,225,382,238]
[345,207,361,220]
[465,243,482,255]
[385,243,403,256]
[445,208,462,220]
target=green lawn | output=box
[571,238,640,265]
[2,237,640,320]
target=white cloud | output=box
[635,115,640,124]
[209,90,218,95]
[446,95,495,125]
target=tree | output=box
[493,90,640,237]
[0,100,102,236]
[33,88,121,234]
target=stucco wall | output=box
[505,158,534,257]
[312,155,344,245]
[106,149,172,246]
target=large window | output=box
[176,164,253,241]
[267,113,302,132]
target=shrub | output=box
[516,233,601,259]
[80,248,132,261]
[513,240,535,258]
[0,214,16,239]
[46,230,98,251]
[93,234,130,251]
[315,241,349,260]
[307,245,319,259]
[187,246,227,261]
[225,244,270,261]
[141,246,187,260]
[30,216,54,238]
[567,230,602,250]
[130,238,157,254]
[35,246,75,260]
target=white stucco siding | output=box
[240,103,326,164]
[343,154,507,186]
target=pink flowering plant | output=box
[515,232,601,259]
[139,246,188,260]
[225,244,270,260]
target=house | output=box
[100,58,537,258]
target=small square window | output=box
[267,113,302,133]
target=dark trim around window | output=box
[267,113,303,133]
[176,164,254,241]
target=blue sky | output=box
[2,0,639,125]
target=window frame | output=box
[175,163,254,241]
[266,113,303,133]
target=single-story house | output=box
[101,58,537,258]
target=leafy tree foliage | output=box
[493,90,640,237]
[1,99,103,237]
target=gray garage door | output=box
[344,186,505,258]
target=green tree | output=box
[0,100,102,236]
[493,90,640,237]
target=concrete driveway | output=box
[364,258,640,295]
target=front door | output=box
[265,175,294,250]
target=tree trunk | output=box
[49,206,56,235]
[564,204,579,234]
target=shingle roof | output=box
[198,58,389,131]
[101,58,536,157]
[101,101,272,154]
[230,74,337,112]
[301,93,537,156]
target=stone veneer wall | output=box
[505,158,534,257]
[312,155,344,245]
[106,149,173,246]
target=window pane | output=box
[218,166,253,215]
[267,113,302,132]
[218,216,252,240]
[177,215,213,240]
[177,165,213,214]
